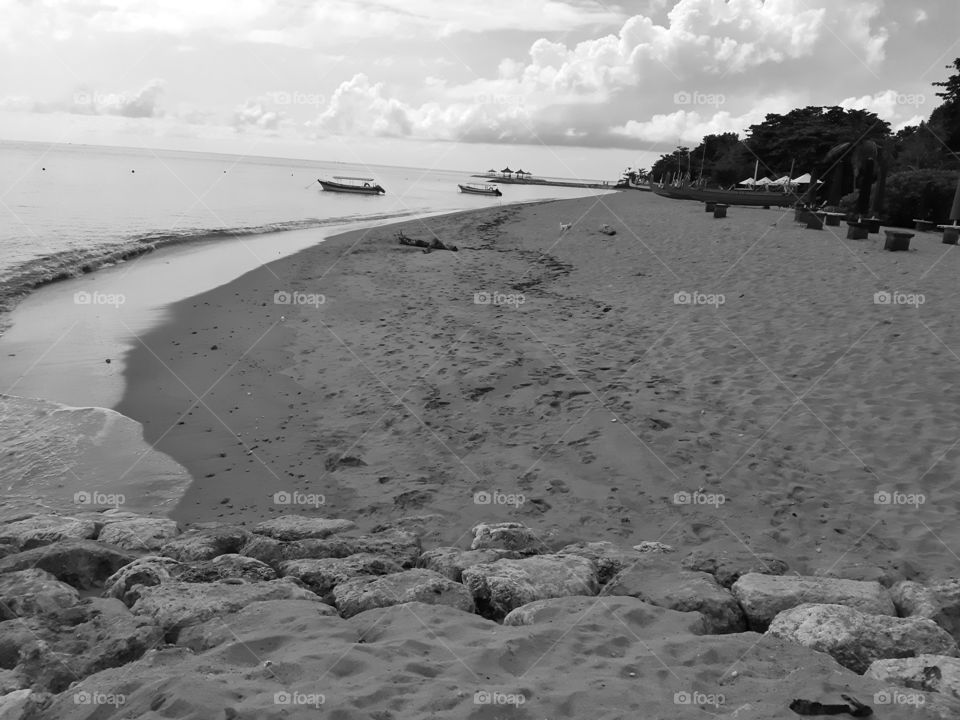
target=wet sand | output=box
[117,191,960,580]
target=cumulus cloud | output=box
[13,79,168,118]
[839,89,928,130]
[232,99,288,131]
[611,99,794,144]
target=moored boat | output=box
[318,176,385,195]
[652,181,798,207]
[458,183,502,196]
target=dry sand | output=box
[118,191,960,581]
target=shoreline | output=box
[113,188,960,583]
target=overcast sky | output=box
[0,0,955,178]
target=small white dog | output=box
[560,222,572,232]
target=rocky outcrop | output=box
[252,515,357,541]
[557,541,647,584]
[0,570,78,620]
[766,603,959,673]
[0,539,136,589]
[682,549,788,588]
[158,526,250,561]
[732,573,895,630]
[279,554,402,599]
[605,557,745,633]
[502,594,707,636]
[177,554,277,584]
[470,522,543,554]
[129,578,323,639]
[176,598,340,652]
[241,529,421,569]
[0,597,163,693]
[333,569,475,618]
[418,547,523,582]
[461,555,599,619]
[97,517,180,551]
[102,556,184,604]
[0,515,97,550]
[866,654,960,700]
[892,579,960,643]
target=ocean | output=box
[0,140,612,516]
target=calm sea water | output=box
[0,140,612,516]
[0,140,609,310]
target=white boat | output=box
[458,183,502,196]
[318,176,385,195]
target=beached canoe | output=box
[653,182,798,207]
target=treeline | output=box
[642,58,960,224]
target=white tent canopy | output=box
[738,177,757,185]
[754,177,773,186]
[768,175,792,186]
[791,172,812,184]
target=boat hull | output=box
[319,180,385,195]
[458,184,501,196]
[653,184,798,207]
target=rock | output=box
[682,548,788,588]
[461,555,599,620]
[177,599,340,652]
[130,578,322,638]
[731,573,895,630]
[0,540,136,590]
[0,689,33,720]
[502,595,706,635]
[470,522,542,554]
[279,554,402,599]
[892,579,960,643]
[333,569,474,619]
[178,554,277,584]
[102,556,185,605]
[813,561,901,586]
[0,570,79,619]
[252,515,356,541]
[633,541,675,554]
[418,547,523,582]
[0,515,97,550]
[557,541,646,584]
[766,603,958,673]
[97,517,180,551]
[605,559,745,634]
[241,529,421,569]
[866,654,960,700]
[158,526,250,561]
[370,514,449,543]
[17,598,163,693]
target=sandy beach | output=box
[116,190,960,582]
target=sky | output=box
[0,0,957,179]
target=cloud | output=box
[0,0,625,45]
[839,89,928,130]
[231,99,288,132]
[310,74,414,137]
[611,100,794,144]
[14,79,168,118]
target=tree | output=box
[929,58,960,152]
[743,106,891,179]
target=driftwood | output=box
[396,231,458,253]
